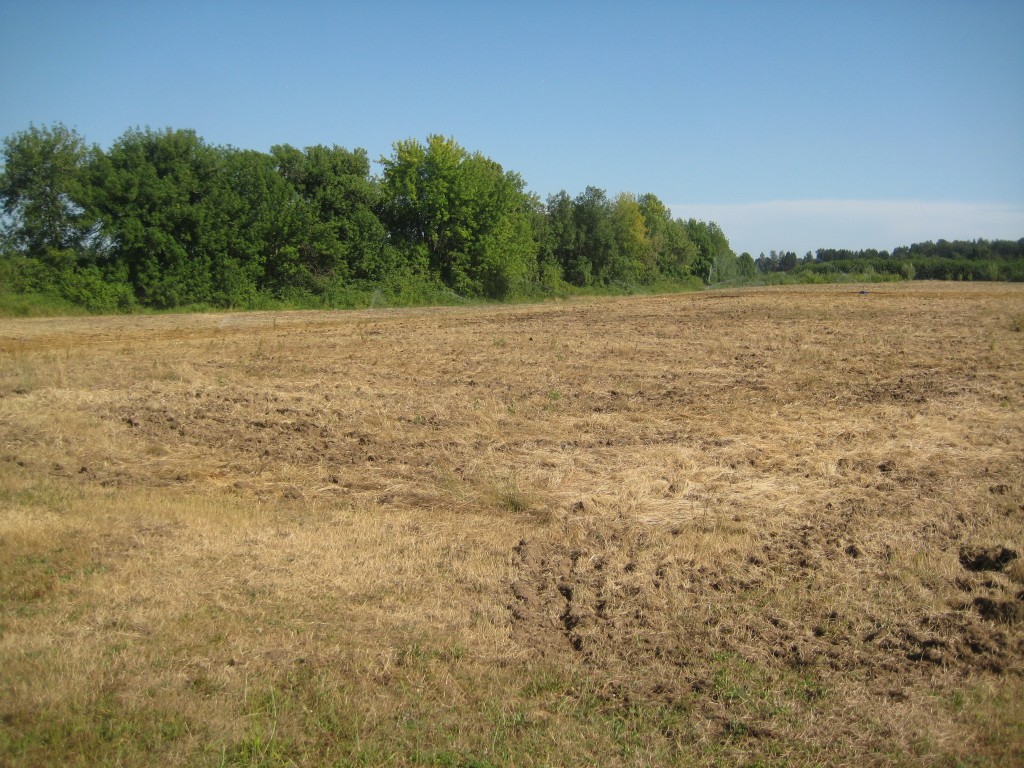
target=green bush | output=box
[57,266,136,314]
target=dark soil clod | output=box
[973,597,1023,624]
[959,545,1019,572]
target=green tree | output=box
[379,135,536,298]
[271,143,393,282]
[738,252,756,278]
[543,190,584,285]
[90,127,222,307]
[527,194,560,289]
[635,193,705,281]
[608,192,655,284]
[664,218,700,279]
[779,251,798,271]
[0,123,96,267]
[199,148,327,305]
[572,186,615,285]
[684,219,737,283]
[636,193,672,274]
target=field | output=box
[1,282,1022,766]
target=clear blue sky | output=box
[2,0,1022,256]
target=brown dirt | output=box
[1,282,1023,765]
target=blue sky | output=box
[2,0,1022,257]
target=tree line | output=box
[0,123,738,312]
[753,239,1024,282]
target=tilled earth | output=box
[1,283,1023,765]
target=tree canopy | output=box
[0,122,738,312]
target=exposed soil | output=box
[509,513,1024,690]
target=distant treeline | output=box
[0,123,739,313]
[754,239,1024,282]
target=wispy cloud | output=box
[669,200,1024,257]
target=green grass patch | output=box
[0,289,90,318]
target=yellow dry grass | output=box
[1,282,1022,766]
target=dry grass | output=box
[1,282,1022,766]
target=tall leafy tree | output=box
[608,192,655,284]
[379,135,459,277]
[200,148,324,304]
[686,218,736,283]
[379,135,536,298]
[527,194,560,288]
[637,193,698,279]
[543,191,582,285]
[91,127,221,307]
[636,193,672,262]
[737,252,756,277]
[271,143,393,282]
[572,186,615,285]
[0,123,96,266]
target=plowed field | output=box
[2,282,1022,766]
